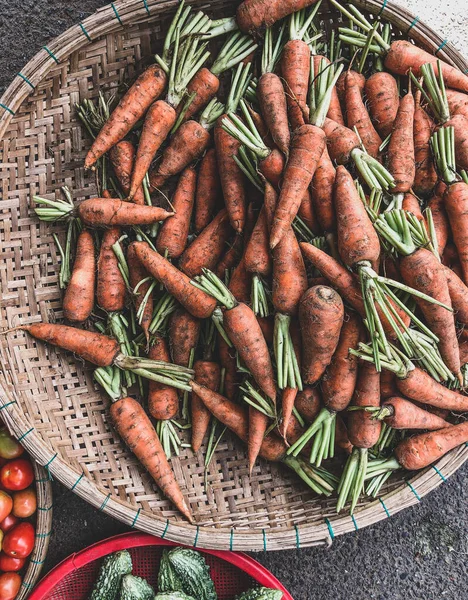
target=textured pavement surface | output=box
[1,1,468,599]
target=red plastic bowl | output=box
[29,532,294,600]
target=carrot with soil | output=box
[62,230,96,323]
[194,149,221,232]
[109,141,146,205]
[371,397,449,431]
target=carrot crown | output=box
[211,31,257,76]
[288,3,322,45]
[330,0,390,55]
[240,381,276,419]
[222,100,271,161]
[281,455,337,497]
[261,24,286,74]
[225,62,252,114]
[431,126,459,185]
[191,268,237,310]
[308,58,344,127]
[374,208,435,258]
[33,185,76,223]
[410,60,450,124]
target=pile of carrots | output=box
[9,0,468,520]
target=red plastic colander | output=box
[29,533,294,600]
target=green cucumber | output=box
[154,593,196,600]
[236,588,283,600]
[119,574,154,600]
[88,550,132,600]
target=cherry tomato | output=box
[0,460,34,492]
[3,523,35,558]
[12,489,36,519]
[0,492,12,524]
[0,516,18,534]
[0,553,25,572]
[0,572,21,600]
[0,431,24,461]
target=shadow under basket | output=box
[0,0,468,551]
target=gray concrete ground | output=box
[1,1,468,598]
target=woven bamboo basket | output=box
[0,0,467,552]
[16,462,53,600]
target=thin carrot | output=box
[282,40,310,130]
[218,333,240,401]
[336,70,365,121]
[364,72,399,138]
[168,308,200,368]
[109,141,145,205]
[148,334,179,421]
[345,70,382,159]
[257,72,290,156]
[427,182,449,256]
[110,396,192,522]
[78,199,173,227]
[279,387,298,440]
[443,181,468,285]
[387,91,415,193]
[413,91,437,198]
[228,256,253,304]
[192,360,221,452]
[215,234,244,278]
[84,64,167,169]
[244,206,272,278]
[310,145,336,233]
[396,366,468,412]
[297,189,320,234]
[194,149,221,233]
[378,397,449,430]
[63,230,95,323]
[347,362,381,449]
[97,227,126,313]
[128,242,153,342]
[273,228,308,318]
[443,265,468,325]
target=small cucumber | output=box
[154,593,196,600]
[119,574,154,600]
[157,549,184,593]
[166,548,217,600]
[236,588,283,600]
[88,550,132,600]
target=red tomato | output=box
[0,516,18,534]
[0,430,23,461]
[0,460,34,492]
[3,523,35,558]
[12,489,36,519]
[0,554,25,572]
[0,572,21,600]
[0,492,12,524]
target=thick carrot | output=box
[20,323,120,367]
[299,286,344,385]
[295,387,321,423]
[384,40,468,93]
[156,166,196,259]
[236,0,320,34]
[214,118,247,233]
[413,92,437,198]
[78,199,173,227]
[310,145,336,233]
[215,234,244,278]
[109,141,145,205]
[396,366,468,412]
[334,165,380,271]
[270,124,326,248]
[444,265,468,325]
[110,396,192,522]
[381,397,449,430]
[258,148,286,188]
[257,72,290,157]
[192,361,221,452]
[281,40,310,130]
[63,230,95,323]
[228,256,252,304]
[443,181,468,285]
[336,70,365,120]
[97,227,126,313]
[399,248,460,379]
[402,193,423,221]
[322,312,362,412]
[84,64,167,169]
[272,227,308,317]
[195,149,221,233]
[218,333,240,401]
[168,308,201,367]
[345,70,382,159]
[446,88,468,119]
[128,100,176,199]
[148,334,179,421]
[347,362,381,449]
[150,120,211,189]
[427,182,449,256]
[178,68,220,124]
[446,114,468,171]
[442,243,460,269]
[132,242,217,319]
[364,72,399,139]
[380,370,399,399]
[323,117,360,165]
[395,421,468,471]
[244,206,272,278]
[127,242,153,342]
[179,209,233,278]
[387,91,415,193]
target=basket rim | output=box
[0,0,468,552]
[28,532,294,599]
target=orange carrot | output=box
[279,387,299,440]
[236,0,320,34]
[132,242,217,319]
[168,308,201,367]
[270,124,326,248]
[387,91,415,193]
[228,256,253,305]
[78,198,173,227]
[195,149,221,233]
[396,366,468,412]
[63,230,95,323]
[281,40,310,130]
[179,209,233,278]
[248,405,270,473]
[402,193,423,221]
[218,333,240,401]
[446,88,468,119]
[295,387,321,423]
[128,242,153,342]
[413,92,437,198]
[148,334,179,421]
[156,166,196,258]
[446,113,468,171]
[192,360,221,452]
[310,145,336,233]
[335,416,353,455]
[215,234,244,278]
[257,72,290,156]
[312,56,344,126]
[178,67,220,124]
[297,188,319,234]
[380,370,399,399]
[84,64,167,169]
[364,72,399,138]
[443,181,468,285]
[97,227,126,313]
[128,100,176,199]
[109,141,145,205]
[444,265,468,325]
[273,227,308,317]
[110,396,192,522]
[322,117,360,165]
[336,70,365,121]
[380,397,449,430]
[244,206,272,278]
[427,182,449,256]
[347,362,381,449]
[345,70,382,159]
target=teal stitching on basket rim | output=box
[80,23,92,42]
[99,493,111,511]
[44,453,58,470]
[435,39,448,55]
[377,0,388,17]
[18,427,34,442]
[36,478,50,483]
[161,519,170,539]
[379,497,390,518]
[36,530,51,538]
[193,525,200,548]
[21,582,33,589]
[0,401,17,410]
[324,518,335,540]
[262,529,267,551]
[351,515,359,531]
[432,465,446,482]
[43,46,59,63]
[406,480,421,501]
[29,558,45,565]
[18,73,35,89]
[142,0,150,13]
[407,16,419,32]
[37,505,53,512]
[294,524,300,549]
[111,3,123,25]
[71,472,85,490]
[131,508,141,528]
[229,529,234,551]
